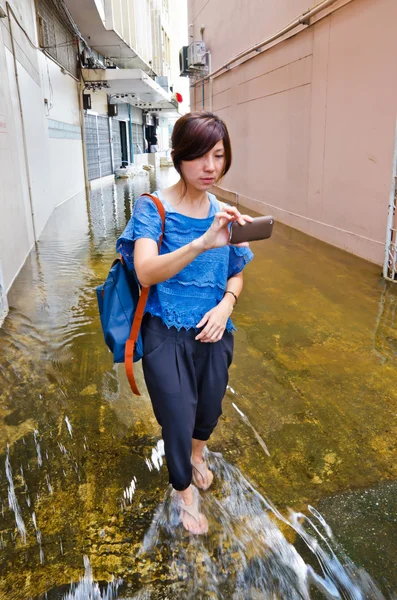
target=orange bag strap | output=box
[125,193,166,395]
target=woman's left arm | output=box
[195,272,243,343]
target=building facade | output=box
[188,0,397,268]
[0,0,187,323]
[0,0,85,321]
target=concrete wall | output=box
[0,0,85,298]
[89,91,109,115]
[0,0,40,293]
[189,0,397,265]
[39,54,85,208]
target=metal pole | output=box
[109,115,115,173]
[78,81,90,191]
[383,118,397,280]
[208,51,213,112]
[6,2,37,241]
[128,104,134,163]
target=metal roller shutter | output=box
[84,114,114,180]
[84,114,100,181]
[97,116,112,177]
[112,120,122,169]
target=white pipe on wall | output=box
[6,1,37,241]
[383,119,397,280]
[193,0,355,87]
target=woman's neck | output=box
[174,179,207,206]
[162,179,210,218]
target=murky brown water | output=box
[0,168,396,599]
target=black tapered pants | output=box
[141,314,234,491]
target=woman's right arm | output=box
[134,236,207,287]
[134,206,250,287]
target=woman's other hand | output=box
[199,207,253,250]
[195,295,235,342]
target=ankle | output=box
[178,485,193,505]
[192,453,204,464]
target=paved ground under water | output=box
[0,169,396,599]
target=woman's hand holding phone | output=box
[200,206,253,250]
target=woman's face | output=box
[180,140,225,191]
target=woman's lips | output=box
[201,178,214,183]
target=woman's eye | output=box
[215,155,224,159]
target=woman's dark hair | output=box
[171,111,232,185]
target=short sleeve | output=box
[228,245,254,278]
[116,195,162,266]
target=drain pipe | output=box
[78,80,90,192]
[208,50,213,111]
[6,2,37,241]
[195,0,350,86]
[383,119,397,280]
[128,104,134,163]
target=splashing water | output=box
[232,401,271,457]
[62,555,121,600]
[65,416,73,437]
[145,439,165,472]
[33,430,43,467]
[5,447,26,544]
[123,476,137,504]
[136,452,388,599]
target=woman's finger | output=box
[214,212,234,226]
[231,241,250,248]
[197,321,220,342]
[196,322,215,341]
[221,206,252,226]
[196,312,210,328]
[209,330,223,343]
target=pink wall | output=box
[189,0,397,264]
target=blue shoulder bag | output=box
[96,194,166,395]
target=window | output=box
[36,0,78,77]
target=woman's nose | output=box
[204,156,215,172]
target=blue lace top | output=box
[116,191,254,332]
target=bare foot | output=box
[178,485,208,535]
[191,456,214,490]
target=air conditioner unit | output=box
[188,41,206,68]
[179,46,189,77]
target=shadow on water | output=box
[0,169,396,598]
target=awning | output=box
[82,68,179,117]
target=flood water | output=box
[0,168,396,599]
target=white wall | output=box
[0,0,85,298]
[89,91,109,115]
[38,53,85,207]
[0,26,34,293]
[17,57,53,237]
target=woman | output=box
[117,111,253,535]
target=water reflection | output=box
[0,169,396,598]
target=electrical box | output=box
[108,104,118,117]
[188,41,206,68]
[83,94,91,110]
[179,46,189,77]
